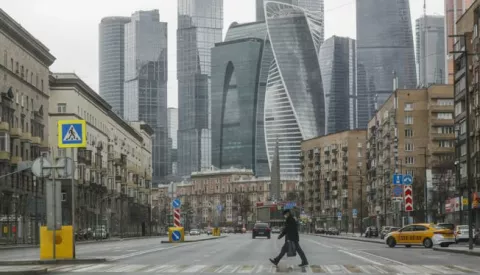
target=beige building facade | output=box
[0,9,55,244]
[49,73,154,237]
[153,168,300,229]
[300,130,367,232]
[366,85,455,228]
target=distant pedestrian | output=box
[269,209,308,267]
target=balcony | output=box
[430,105,454,113]
[20,132,32,142]
[0,122,9,132]
[10,127,22,138]
[11,156,22,165]
[431,118,454,126]
[431,133,455,141]
[31,136,41,145]
[432,147,455,155]
[0,151,9,161]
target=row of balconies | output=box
[0,122,43,145]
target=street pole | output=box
[71,148,76,258]
[360,176,363,234]
[424,147,428,223]
[52,151,56,260]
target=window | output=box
[437,113,453,119]
[21,65,24,77]
[15,62,18,73]
[0,132,10,152]
[30,72,33,83]
[405,143,414,151]
[405,169,414,175]
[437,99,454,106]
[405,129,413,137]
[20,94,24,107]
[404,116,413,124]
[3,51,6,66]
[41,79,44,91]
[439,140,454,147]
[460,120,467,134]
[404,103,413,111]
[461,144,467,156]
[10,58,13,70]
[437,126,454,134]
[57,103,67,113]
[405,157,415,164]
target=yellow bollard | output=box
[40,226,73,260]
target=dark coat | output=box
[278,215,299,242]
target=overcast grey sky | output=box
[2,0,444,108]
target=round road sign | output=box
[172,230,181,241]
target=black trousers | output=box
[275,241,308,263]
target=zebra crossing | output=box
[2,264,475,274]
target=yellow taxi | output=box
[385,223,456,248]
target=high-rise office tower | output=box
[211,21,271,177]
[168,108,178,176]
[416,15,446,87]
[177,0,223,176]
[123,10,169,184]
[319,36,357,134]
[356,0,417,127]
[445,0,473,84]
[99,16,130,118]
[263,0,325,178]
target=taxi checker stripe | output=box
[174,208,181,227]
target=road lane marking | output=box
[306,239,333,248]
[109,242,197,261]
[237,265,256,273]
[142,265,173,272]
[346,249,407,266]
[338,249,384,266]
[218,264,240,273]
[323,264,351,273]
[181,265,207,272]
[70,264,111,272]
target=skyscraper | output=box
[319,36,357,134]
[99,16,130,118]
[263,0,325,178]
[211,21,271,177]
[445,0,473,84]
[123,10,169,184]
[356,0,417,127]
[177,0,223,176]
[168,107,178,176]
[416,15,446,87]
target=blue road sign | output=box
[393,185,403,196]
[217,204,223,212]
[172,230,181,241]
[172,198,181,209]
[392,174,403,185]
[57,120,87,148]
[337,211,342,217]
[352,209,358,215]
[403,174,413,185]
[284,202,296,210]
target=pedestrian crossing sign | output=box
[57,120,87,148]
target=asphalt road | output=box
[1,233,479,274]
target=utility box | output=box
[40,225,73,260]
[168,227,184,243]
[212,227,221,236]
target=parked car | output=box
[380,226,400,239]
[252,222,271,239]
[327,228,339,235]
[315,228,325,234]
[365,226,378,237]
[271,227,281,234]
[189,229,200,236]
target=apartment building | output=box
[154,168,300,229]
[366,85,455,228]
[455,0,480,226]
[49,73,153,237]
[0,9,55,244]
[300,130,367,232]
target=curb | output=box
[0,269,47,274]
[0,258,106,266]
[432,247,480,256]
[0,236,164,251]
[313,234,384,245]
[160,236,227,244]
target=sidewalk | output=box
[0,235,163,251]
[309,232,384,244]
[0,266,47,274]
[433,246,480,256]
[160,235,227,243]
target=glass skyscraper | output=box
[263,0,325,177]
[123,10,169,183]
[356,0,417,127]
[319,36,357,134]
[99,16,130,118]
[416,15,446,86]
[177,0,223,176]
[211,22,271,177]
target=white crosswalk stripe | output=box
[2,264,476,274]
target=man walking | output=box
[269,209,308,267]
